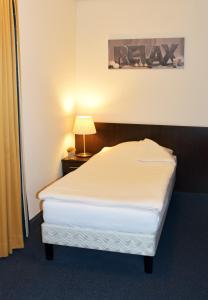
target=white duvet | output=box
[39,139,176,213]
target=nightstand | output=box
[61,156,91,176]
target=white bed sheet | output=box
[40,140,176,234]
[39,144,176,213]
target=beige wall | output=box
[19,0,76,219]
[19,0,208,219]
[76,0,208,126]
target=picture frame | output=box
[108,38,185,70]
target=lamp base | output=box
[76,152,92,158]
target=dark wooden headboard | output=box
[75,122,208,193]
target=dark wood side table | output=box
[61,156,91,176]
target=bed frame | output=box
[42,122,208,273]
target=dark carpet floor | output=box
[0,192,208,300]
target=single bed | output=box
[39,139,176,273]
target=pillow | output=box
[99,146,112,153]
[98,140,174,162]
[98,141,142,159]
[137,139,174,162]
[144,138,173,154]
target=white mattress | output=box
[39,140,176,234]
[43,173,174,234]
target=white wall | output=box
[76,0,208,126]
[18,0,208,219]
[19,0,76,219]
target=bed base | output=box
[41,223,161,274]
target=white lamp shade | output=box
[73,116,96,135]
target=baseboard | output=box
[30,210,43,225]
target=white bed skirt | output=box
[41,222,164,256]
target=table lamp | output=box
[73,116,96,157]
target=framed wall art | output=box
[108,38,184,70]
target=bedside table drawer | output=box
[62,165,80,175]
[61,156,90,176]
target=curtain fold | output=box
[12,0,29,237]
[0,0,24,257]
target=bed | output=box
[39,138,176,273]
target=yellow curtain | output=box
[0,0,24,257]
